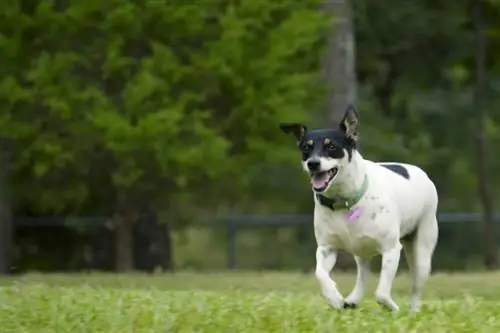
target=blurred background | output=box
[0,0,498,275]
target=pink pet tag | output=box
[347,207,363,223]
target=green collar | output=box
[316,174,369,211]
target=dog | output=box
[279,106,439,312]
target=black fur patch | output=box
[380,163,410,180]
[298,129,355,162]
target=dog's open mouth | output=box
[310,167,338,192]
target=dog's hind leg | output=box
[375,242,402,312]
[343,256,371,309]
[402,238,417,309]
[406,214,439,312]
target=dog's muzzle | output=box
[310,167,338,192]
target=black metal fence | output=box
[11,211,498,272]
[13,213,171,273]
[220,212,499,270]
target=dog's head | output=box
[279,106,359,193]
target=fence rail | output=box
[14,212,499,270]
[219,212,500,226]
[220,212,499,269]
[15,211,500,227]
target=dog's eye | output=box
[302,144,313,151]
[327,144,337,151]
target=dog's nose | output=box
[307,160,321,172]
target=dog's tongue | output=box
[311,172,329,188]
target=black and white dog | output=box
[280,106,439,312]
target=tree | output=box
[0,155,12,275]
[472,0,497,269]
[323,0,356,124]
[0,0,329,271]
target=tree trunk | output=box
[323,0,357,125]
[0,164,12,275]
[323,0,357,269]
[375,56,398,116]
[164,219,173,271]
[113,193,138,272]
[472,0,498,269]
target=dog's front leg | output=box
[344,256,371,308]
[375,242,402,311]
[315,245,344,309]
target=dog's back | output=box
[368,161,438,237]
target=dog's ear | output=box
[279,123,308,142]
[339,105,359,142]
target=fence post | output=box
[226,218,237,269]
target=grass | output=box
[1,271,499,332]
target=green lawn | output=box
[0,270,499,332]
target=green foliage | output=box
[1,0,500,228]
[0,0,328,218]
[354,0,500,212]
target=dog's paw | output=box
[343,292,362,309]
[375,291,400,312]
[324,296,344,310]
[343,302,359,309]
[376,298,400,312]
[323,290,345,310]
[328,299,345,310]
